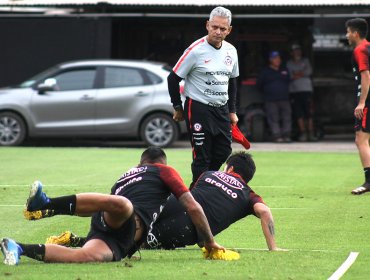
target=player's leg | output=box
[279,100,292,142]
[1,238,113,265]
[352,129,370,194]
[25,181,133,228]
[44,239,114,262]
[265,101,282,142]
[302,91,317,142]
[184,98,213,184]
[209,109,232,171]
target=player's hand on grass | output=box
[204,240,225,252]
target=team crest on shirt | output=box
[194,123,202,132]
[224,55,233,66]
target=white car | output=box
[0,60,186,147]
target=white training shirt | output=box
[173,36,239,107]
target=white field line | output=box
[0,184,79,187]
[328,252,359,280]
[231,248,337,253]
[270,208,309,210]
[177,247,337,253]
[0,204,308,209]
[253,185,295,188]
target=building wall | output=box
[0,17,111,87]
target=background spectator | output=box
[287,44,317,142]
[257,51,292,143]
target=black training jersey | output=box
[191,171,264,236]
[111,163,189,232]
[152,170,264,248]
[352,39,370,104]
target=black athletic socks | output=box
[364,167,370,183]
[18,243,45,261]
[43,195,77,215]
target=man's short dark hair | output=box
[346,18,368,39]
[140,146,167,164]
[225,152,256,183]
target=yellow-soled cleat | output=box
[201,247,240,261]
[23,209,54,220]
[46,231,72,246]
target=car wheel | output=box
[140,113,178,147]
[0,112,27,146]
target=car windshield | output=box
[19,66,59,88]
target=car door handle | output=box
[80,95,94,101]
[135,91,149,97]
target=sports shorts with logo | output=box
[86,211,136,261]
[355,106,370,133]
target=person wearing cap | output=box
[257,51,292,143]
[287,44,317,142]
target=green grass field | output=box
[0,146,369,279]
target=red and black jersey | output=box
[190,171,264,236]
[150,170,264,248]
[110,163,189,232]
[352,39,370,104]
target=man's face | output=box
[292,48,302,59]
[270,56,281,68]
[346,27,358,46]
[206,16,232,47]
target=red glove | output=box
[231,124,251,150]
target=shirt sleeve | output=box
[167,71,183,108]
[248,190,265,216]
[354,45,370,72]
[227,77,237,113]
[231,49,239,78]
[303,58,313,76]
[158,165,189,199]
[173,44,198,79]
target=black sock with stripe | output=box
[364,167,370,184]
[42,195,77,215]
[18,243,45,261]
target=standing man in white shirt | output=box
[167,6,239,186]
[286,44,317,142]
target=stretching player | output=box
[0,147,222,265]
[147,152,281,251]
[46,152,283,252]
[345,18,370,195]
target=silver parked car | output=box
[0,60,186,147]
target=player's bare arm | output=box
[253,202,284,251]
[355,70,370,119]
[178,192,224,252]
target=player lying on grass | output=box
[0,147,223,265]
[46,152,283,255]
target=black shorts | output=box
[148,212,197,249]
[290,91,313,119]
[355,106,370,133]
[85,212,136,261]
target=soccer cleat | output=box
[23,209,55,221]
[46,231,82,247]
[351,182,370,195]
[26,181,50,211]
[202,247,240,261]
[1,238,22,265]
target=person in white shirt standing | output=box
[286,44,317,142]
[167,6,239,187]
